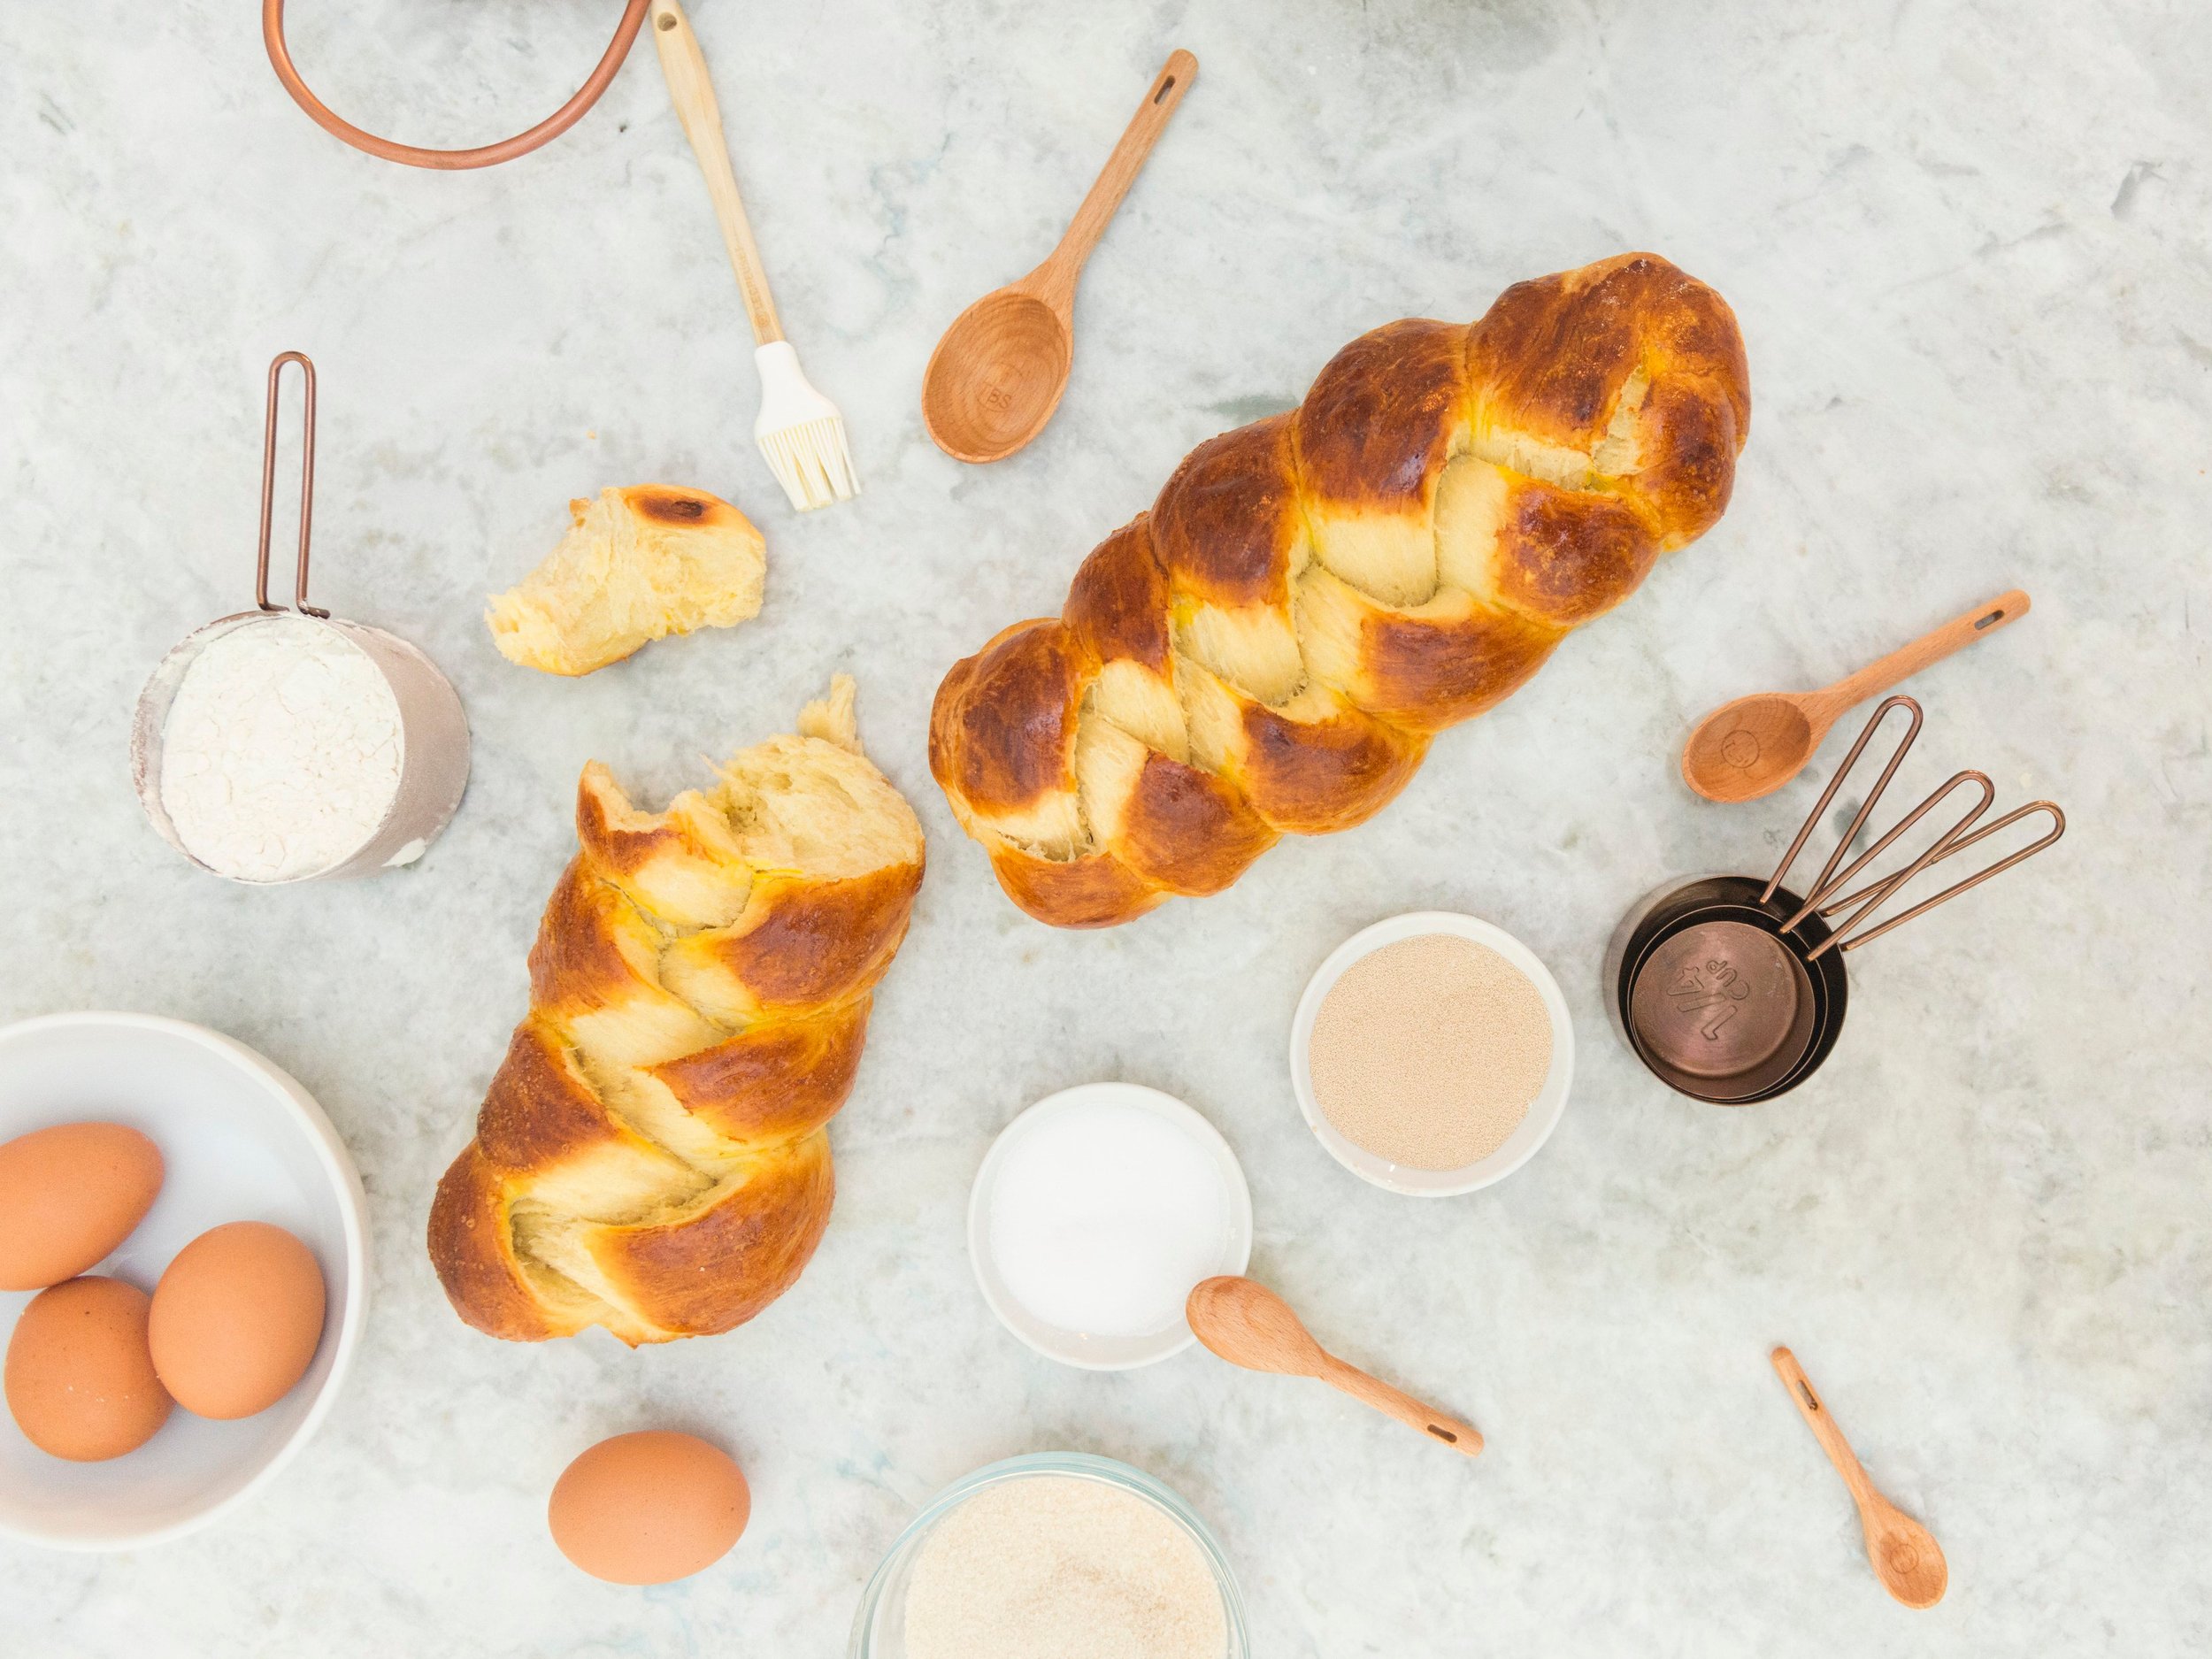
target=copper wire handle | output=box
[1813,801,2067,954]
[1796,771,1994,957]
[263,0,650,172]
[1755,692,2065,961]
[1760,695,1924,909]
[256,351,326,618]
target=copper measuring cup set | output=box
[1606,695,2065,1104]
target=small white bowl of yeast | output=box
[1289,911,1574,1197]
[0,1013,367,1550]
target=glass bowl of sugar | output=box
[1289,912,1575,1196]
[848,1452,1248,1659]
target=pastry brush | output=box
[649,0,857,511]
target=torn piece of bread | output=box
[796,673,860,752]
[488,485,767,675]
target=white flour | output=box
[157,616,403,882]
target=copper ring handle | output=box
[262,0,651,171]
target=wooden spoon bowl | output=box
[921,289,1073,464]
[1864,1504,1950,1609]
[1682,693,1818,803]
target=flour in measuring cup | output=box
[157,616,403,882]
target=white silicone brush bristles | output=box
[754,341,859,512]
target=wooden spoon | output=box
[1770,1347,1948,1609]
[921,50,1196,464]
[1186,1276,1481,1456]
[1682,590,2029,803]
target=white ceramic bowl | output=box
[1289,911,1575,1196]
[0,1013,369,1549]
[968,1083,1252,1371]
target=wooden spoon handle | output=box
[1818,589,2029,715]
[1771,1347,1876,1506]
[650,0,784,344]
[1031,50,1197,309]
[1318,1356,1484,1456]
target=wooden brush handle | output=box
[1031,50,1197,311]
[1771,1347,1875,1505]
[650,0,783,344]
[1818,589,2030,714]
[1319,1356,1484,1457]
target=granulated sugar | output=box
[903,1475,1225,1659]
[1308,933,1553,1171]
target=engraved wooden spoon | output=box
[1771,1347,1948,1608]
[921,50,1196,464]
[1186,1276,1481,1456]
[1682,590,2029,803]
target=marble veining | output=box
[2,1,2208,1653]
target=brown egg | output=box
[4,1276,173,1460]
[548,1431,751,1585]
[0,1123,164,1291]
[148,1222,326,1420]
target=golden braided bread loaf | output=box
[429,678,924,1345]
[930,252,1750,928]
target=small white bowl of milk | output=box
[968,1083,1252,1371]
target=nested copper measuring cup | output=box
[1606,695,2064,1103]
[132,352,471,884]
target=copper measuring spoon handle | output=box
[1758,694,2066,960]
[1813,800,2067,954]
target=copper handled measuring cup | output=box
[131,353,471,884]
[1606,696,2064,1103]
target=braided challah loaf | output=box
[429,678,924,1345]
[930,252,1750,927]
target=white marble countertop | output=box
[4,1,2208,1653]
